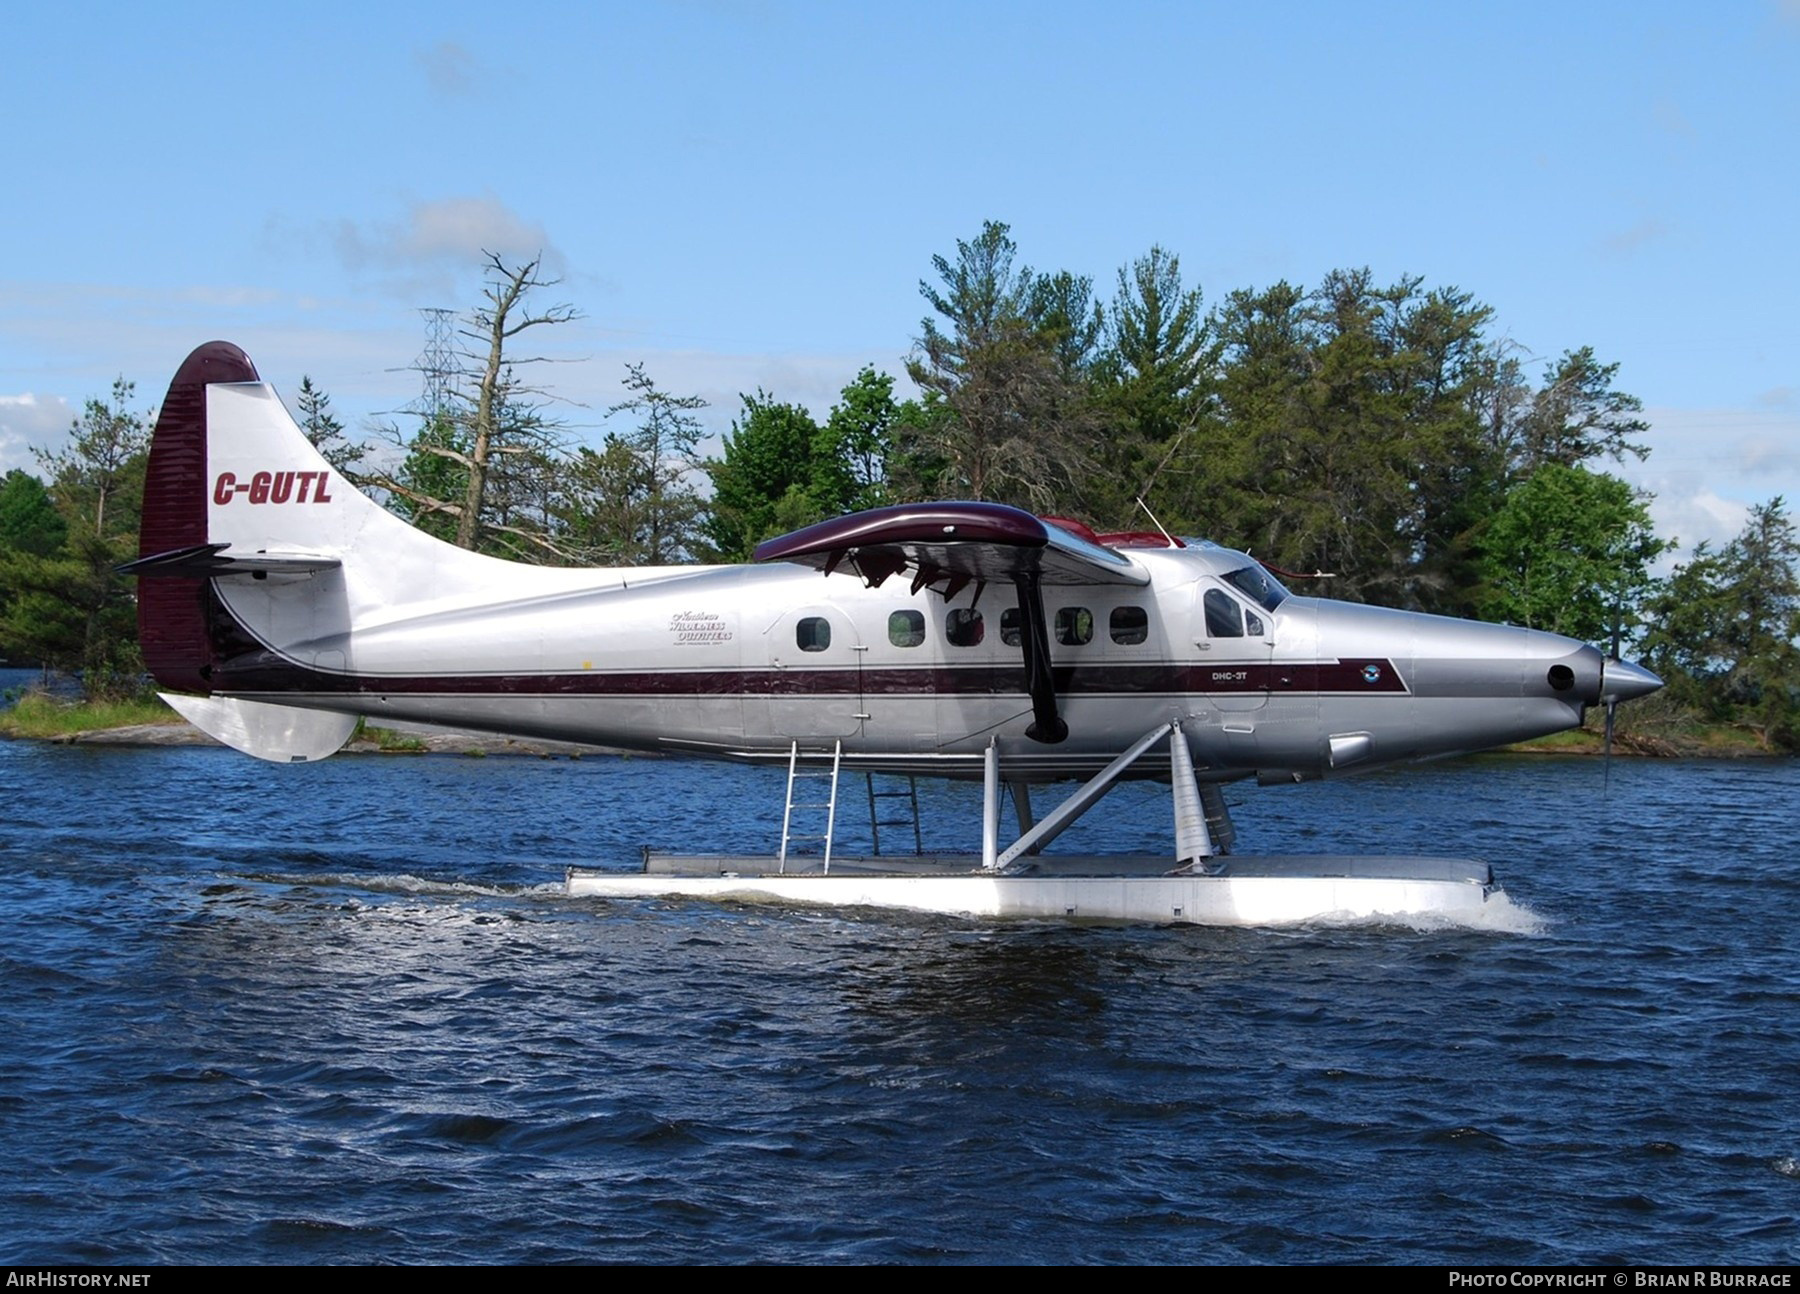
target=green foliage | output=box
[36,377,150,537]
[1474,464,1663,642]
[1641,499,1800,749]
[703,393,823,561]
[1089,244,1214,525]
[701,367,900,561]
[1514,346,1650,473]
[1195,271,1498,608]
[295,375,365,474]
[0,689,175,738]
[558,363,707,564]
[906,221,1099,507]
[391,414,470,545]
[0,470,66,557]
[1,381,153,694]
[818,366,897,514]
[0,533,144,697]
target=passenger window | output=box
[946,608,984,647]
[999,608,1022,647]
[1111,606,1148,645]
[888,610,925,648]
[796,616,831,652]
[889,608,928,644]
[1204,589,1243,638]
[1055,606,1092,646]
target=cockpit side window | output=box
[1222,564,1288,612]
[1203,589,1243,638]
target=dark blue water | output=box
[4,678,1798,1263]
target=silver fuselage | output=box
[212,542,1614,783]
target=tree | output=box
[702,392,823,561]
[373,253,579,560]
[295,375,365,474]
[2,381,155,694]
[0,470,69,671]
[906,221,1097,507]
[1091,244,1214,524]
[1198,271,1497,606]
[389,414,471,545]
[818,365,898,514]
[0,469,67,557]
[1474,463,1663,642]
[700,367,903,561]
[1516,346,1650,473]
[560,363,707,564]
[36,377,149,537]
[1641,499,1800,747]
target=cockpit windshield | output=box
[1222,564,1288,612]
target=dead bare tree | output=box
[373,252,583,560]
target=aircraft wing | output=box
[753,502,1148,594]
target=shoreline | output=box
[10,718,639,759]
[7,716,1783,761]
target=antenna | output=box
[1134,496,1176,547]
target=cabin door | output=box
[757,603,865,740]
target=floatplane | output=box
[124,341,1663,926]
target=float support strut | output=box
[981,739,1000,869]
[992,722,1175,871]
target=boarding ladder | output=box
[778,740,842,874]
[865,774,923,856]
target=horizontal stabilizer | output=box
[120,543,341,577]
[160,692,356,763]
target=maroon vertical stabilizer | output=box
[137,341,259,694]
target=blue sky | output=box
[4,1,1796,562]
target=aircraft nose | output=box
[1603,658,1663,704]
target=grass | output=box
[353,721,428,753]
[0,689,181,739]
[1506,713,1776,757]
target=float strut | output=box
[992,722,1175,871]
[981,739,1000,869]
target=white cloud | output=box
[332,196,560,275]
[1617,405,1800,562]
[0,394,75,475]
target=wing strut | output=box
[1014,572,1067,744]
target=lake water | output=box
[3,672,1798,1264]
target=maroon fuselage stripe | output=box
[209,656,1409,698]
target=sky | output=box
[3,0,1796,565]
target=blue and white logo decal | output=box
[1362,664,1382,684]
